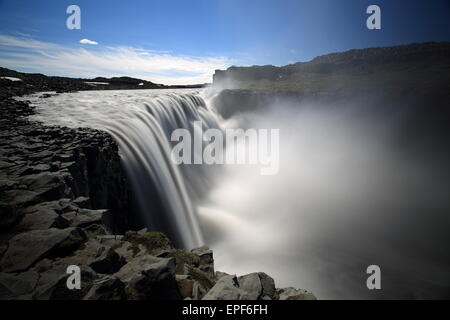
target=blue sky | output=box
[0,0,449,84]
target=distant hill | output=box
[213,42,450,96]
[0,67,207,99]
[212,42,450,165]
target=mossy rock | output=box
[49,278,94,300]
[170,249,200,268]
[188,267,217,291]
[123,230,172,254]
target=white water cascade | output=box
[25,89,221,249]
[23,88,450,299]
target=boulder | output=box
[73,196,91,208]
[0,244,6,259]
[176,275,195,298]
[202,275,249,300]
[191,246,214,274]
[83,276,125,300]
[62,209,106,228]
[192,281,208,300]
[32,265,97,300]
[3,189,40,207]
[0,178,17,190]
[238,273,262,300]
[0,227,86,272]
[187,266,217,292]
[237,272,276,300]
[170,249,200,275]
[277,287,317,300]
[19,172,72,201]
[96,235,146,261]
[19,209,70,231]
[258,272,276,298]
[0,270,39,299]
[114,255,180,300]
[17,201,69,230]
[0,201,22,229]
[122,230,173,256]
[22,201,63,215]
[51,238,125,274]
[58,198,81,213]
[82,224,108,238]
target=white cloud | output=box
[79,38,98,45]
[0,34,233,85]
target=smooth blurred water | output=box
[23,89,450,299]
[25,89,221,249]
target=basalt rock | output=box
[83,276,125,300]
[202,275,250,300]
[0,227,86,273]
[114,255,180,300]
[277,287,317,300]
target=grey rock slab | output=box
[53,238,125,274]
[62,209,106,228]
[83,276,125,300]
[238,273,262,300]
[0,270,39,299]
[202,275,250,300]
[114,255,180,300]
[237,272,276,300]
[0,227,86,272]
[277,287,317,300]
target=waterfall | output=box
[24,88,450,298]
[26,89,221,249]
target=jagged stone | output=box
[0,270,39,299]
[115,255,180,300]
[237,272,275,300]
[32,265,97,300]
[0,244,7,259]
[176,276,194,298]
[170,249,200,275]
[62,208,106,228]
[122,230,173,256]
[3,189,40,207]
[0,227,86,272]
[277,287,317,300]
[20,172,73,201]
[191,246,214,274]
[73,196,91,208]
[258,272,276,298]
[0,179,17,190]
[187,266,217,292]
[83,276,125,300]
[19,209,70,231]
[22,201,63,215]
[96,236,146,261]
[82,224,108,238]
[238,273,262,300]
[0,201,22,229]
[202,275,250,300]
[192,281,207,300]
[51,238,125,274]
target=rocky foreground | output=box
[0,78,315,300]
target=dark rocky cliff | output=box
[0,96,133,235]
